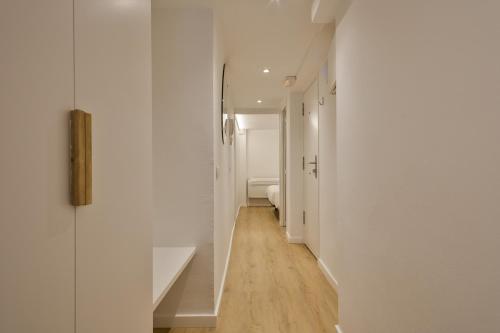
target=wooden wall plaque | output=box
[70,110,92,206]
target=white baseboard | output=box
[286,231,304,244]
[154,313,217,328]
[235,204,242,219]
[154,206,240,329]
[215,205,239,315]
[318,258,339,293]
[215,206,241,316]
[335,324,343,333]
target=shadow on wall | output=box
[153,262,193,328]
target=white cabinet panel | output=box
[74,0,152,332]
[0,1,75,332]
[1,2,153,332]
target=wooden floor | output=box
[156,207,338,333]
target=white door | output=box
[303,80,320,257]
[0,2,75,332]
[74,1,152,332]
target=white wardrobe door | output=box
[0,1,75,332]
[74,1,152,332]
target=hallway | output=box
[161,207,338,333]
[3,1,500,332]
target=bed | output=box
[266,185,280,219]
[247,178,279,199]
[266,185,280,208]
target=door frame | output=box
[279,107,287,227]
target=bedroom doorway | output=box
[234,113,282,221]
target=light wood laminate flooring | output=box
[155,207,338,333]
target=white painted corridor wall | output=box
[213,7,237,318]
[235,126,248,209]
[152,7,215,323]
[336,1,500,332]
[247,129,280,179]
[285,92,304,242]
[152,4,237,327]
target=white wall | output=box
[152,7,215,319]
[153,6,237,325]
[327,36,336,91]
[247,129,280,179]
[235,127,248,208]
[285,92,304,242]
[336,1,500,332]
[213,9,237,315]
[334,0,351,24]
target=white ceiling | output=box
[153,0,333,109]
[152,0,215,9]
[236,114,279,130]
[217,0,327,109]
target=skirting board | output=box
[286,231,304,244]
[335,324,343,333]
[154,313,217,328]
[154,205,240,329]
[215,205,239,315]
[318,258,339,293]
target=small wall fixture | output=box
[70,110,92,206]
[283,76,297,88]
[224,118,235,145]
[330,80,337,96]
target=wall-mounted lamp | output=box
[224,118,235,145]
[283,76,297,88]
[330,80,337,96]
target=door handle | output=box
[307,155,318,178]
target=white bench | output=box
[153,246,196,310]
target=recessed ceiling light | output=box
[263,68,270,73]
[257,100,263,104]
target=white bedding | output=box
[266,185,280,208]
